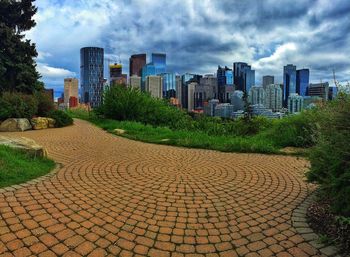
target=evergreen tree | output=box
[243,91,252,122]
[0,0,42,94]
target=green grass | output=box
[0,145,55,188]
[67,109,281,154]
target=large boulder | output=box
[31,117,56,130]
[0,118,32,132]
[0,136,47,157]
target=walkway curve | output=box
[0,119,323,257]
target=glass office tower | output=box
[80,47,104,108]
[296,68,310,96]
[283,64,297,106]
[129,54,146,77]
[161,72,176,98]
[233,62,255,93]
[152,53,166,74]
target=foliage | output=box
[48,110,73,128]
[307,93,350,216]
[0,0,40,94]
[0,92,38,120]
[35,90,55,116]
[0,145,55,188]
[99,86,191,129]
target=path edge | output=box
[292,192,343,257]
[0,163,62,193]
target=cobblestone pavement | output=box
[0,119,324,257]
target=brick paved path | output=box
[0,119,323,257]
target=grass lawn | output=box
[0,145,55,188]
[67,109,285,154]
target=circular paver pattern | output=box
[0,119,324,256]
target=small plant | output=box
[48,110,73,127]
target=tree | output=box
[242,91,252,122]
[0,0,41,94]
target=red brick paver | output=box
[0,119,323,256]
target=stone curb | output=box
[0,163,62,194]
[292,193,343,257]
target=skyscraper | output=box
[110,63,127,86]
[265,84,283,112]
[199,75,218,100]
[217,66,233,102]
[161,73,176,98]
[176,75,182,106]
[233,62,255,93]
[152,53,166,74]
[308,82,329,101]
[129,54,146,77]
[296,69,310,96]
[64,78,78,105]
[145,75,163,98]
[129,75,141,90]
[283,64,297,106]
[262,75,274,88]
[80,47,104,108]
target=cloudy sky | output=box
[26,0,350,96]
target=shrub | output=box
[307,93,350,216]
[99,86,191,129]
[35,91,54,116]
[0,92,38,120]
[48,110,73,127]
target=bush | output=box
[99,86,191,129]
[0,92,38,120]
[307,93,350,216]
[35,91,54,116]
[48,110,73,127]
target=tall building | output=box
[204,99,219,116]
[308,82,329,101]
[129,75,141,90]
[176,75,182,106]
[141,53,166,91]
[152,53,166,74]
[80,47,104,108]
[288,93,303,114]
[328,86,338,100]
[64,78,79,105]
[215,103,234,118]
[296,69,310,96]
[199,74,218,100]
[233,62,255,93]
[283,64,297,106]
[265,84,283,112]
[249,86,265,106]
[217,66,233,102]
[161,72,176,98]
[110,63,127,86]
[181,74,200,109]
[145,75,163,98]
[129,54,146,77]
[187,82,196,112]
[230,90,244,111]
[262,75,274,88]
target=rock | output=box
[114,129,126,135]
[160,139,170,142]
[0,118,32,132]
[31,117,56,130]
[0,136,47,157]
[47,118,56,128]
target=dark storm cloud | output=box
[29,0,350,91]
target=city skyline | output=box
[26,0,350,96]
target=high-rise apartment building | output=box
[129,54,146,77]
[110,63,127,86]
[296,69,310,96]
[141,53,166,91]
[233,62,255,93]
[283,64,297,106]
[288,93,303,113]
[249,86,265,106]
[187,82,196,112]
[181,74,200,109]
[263,75,274,88]
[64,78,79,105]
[199,74,218,100]
[145,75,163,98]
[265,84,283,112]
[176,75,182,106]
[129,75,141,90]
[80,47,104,108]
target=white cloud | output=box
[37,63,76,78]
